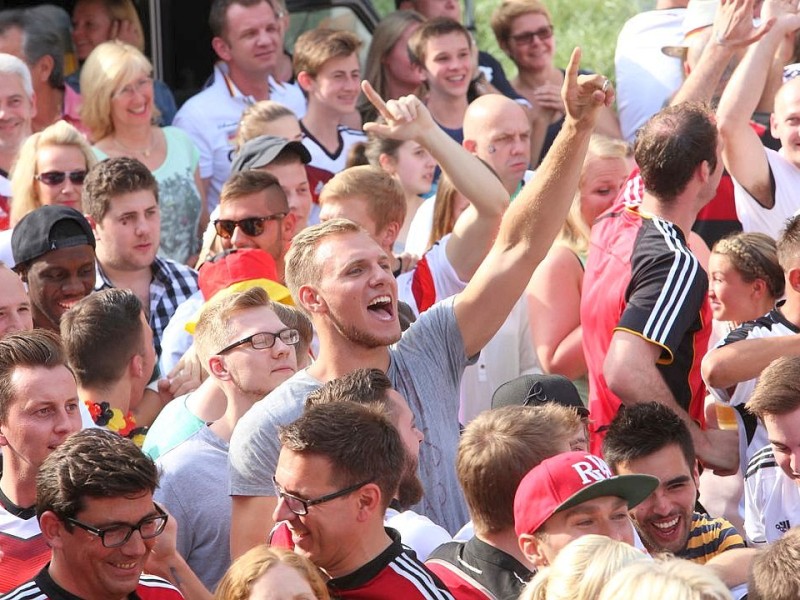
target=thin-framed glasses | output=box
[217,328,300,355]
[213,213,287,239]
[65,504,168,548]
[113,76,154,99]
[510,25,554,46]
[272,477,373,516]
[35,170,88,186]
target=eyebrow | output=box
[663,475,692,487]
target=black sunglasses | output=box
[214,213,287,239]
[35,170,88,186]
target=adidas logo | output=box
[776,520,791,533]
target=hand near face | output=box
[361,80,437,144]
[561,48,613,129]
[714,0,776,48]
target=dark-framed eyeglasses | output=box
[272,476,373,516]
[218,328,300,355]
[65,504,168,548]
[35,170,88,186]
[510,25,554,46]
[214,214,287,239]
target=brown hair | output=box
[280,401,404,509]
[209,0,274,39]
[214,545,329,600]
[0,329,67,423]
[748,527,800,600]
[293,28,361,79]
[429,173,462,250]
[271,303,313,362]
[82,156,158,223]
[60,288,144,390]
[746,356,800,419]
[235,101,298,150]
[777,213,800,270]
[408,17,472,67]
[457,404,576,534]
[712,232,784,299]
[219,169,289,213]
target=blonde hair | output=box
[285,218,365,304]
[521,535,643,600]
[711,232,784,299]
[235,101,298,151]
[79,40,158,140]
[491,0,552,48]
[194,287,275,367]
[597,558,733,600]
[9,120,97,226]
[558,135,630,256]
[214,545,329,600]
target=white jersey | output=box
[744,445,800,545]
[732,147,800,239]
[301,124,366,200]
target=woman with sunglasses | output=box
[0,120,96,267]
[491,0,621,164]
[80,40,206,266]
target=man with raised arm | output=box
[228,49,612,557]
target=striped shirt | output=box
[676,512,746,563]
[581,204,710,453]
[744,445,800,545]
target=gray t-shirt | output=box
[155,426,231,591]
[228,297,471,533]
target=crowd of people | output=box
[0,0,799,598]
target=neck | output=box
[271,52,294,83]
[112,124,154,147]
[309,335,391,383]
[32,86,64,132]
[98,258,152,288]
[385,78,419,102]
[0,453,38,508]
[781,294,800,327]
[209,387,258,442]
[640,192,697,239]
[426,93,467,130]
[32,309,60,333]
[79,380,132,415]
[302,103,343,142]
[515,66,555,89]
[323,525,392,580]
[227,62,271,101]
[476,528,536,570]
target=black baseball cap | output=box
[491,374,589,417]
[12,205,95,271]
[230,135,311,173]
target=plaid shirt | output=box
[95,257,198,358]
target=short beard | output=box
[396,456,424,509]
[326,307,400,349]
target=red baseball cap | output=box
[513,451,658,537]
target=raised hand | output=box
[361,80,436,143]
[714,0,776,48]
[762,0,800,32]
[561,48,613,128]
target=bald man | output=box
[717,9,800,238]
[463,94,533,198]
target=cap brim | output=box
[661,45,687,59]
[555,474,659,514]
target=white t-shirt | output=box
[744,445,800,545]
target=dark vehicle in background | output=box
[4,0,381,105]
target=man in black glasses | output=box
[3,429,184,600]
[155,287,298,591]
[272,401,454,599]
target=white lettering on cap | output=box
[571,455,613,484]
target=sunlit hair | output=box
[712,232,783,299]
[558,135,630,256]
[429,174,462,250]
[214,545,329,600]
[520,535,644,600]
[597,557,733,600]
[235,101,298,150]
[408,17,471,68]
[0,53,33,98]
[491,0,552,49]
[746,355,800,419]
[10,120,97,226]
[79,40,159,141]
[748,526,800,600]
[293,28,361,79]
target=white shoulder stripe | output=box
[1,582,47,600]
[390,553,455,600]
[642,218,699,344]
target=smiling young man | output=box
[603,402,755,589]
[11,205,96,333]
[1,428,183,600]
[294,28,365,195]
[173,0,305,210]
[0,330,82,594]
[155,287,298,591]
[228,52,614,557]
[514,451,657,569]
[83,156,198,360]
